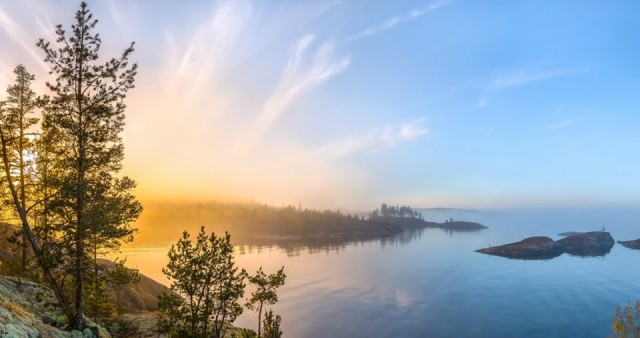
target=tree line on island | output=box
[369,203,423,219]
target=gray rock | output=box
[557,231,614,256]
[476,231,615,259]
[618,238,640,250]
[475,236,564,260]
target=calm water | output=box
[119,207,640,337]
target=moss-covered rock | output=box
[0,275,111,338]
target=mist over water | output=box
[120,206,640,337]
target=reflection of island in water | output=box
[475,231,615,260]
[131,201,488,256]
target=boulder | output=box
[475,236,564,260]
[556,231,614,256]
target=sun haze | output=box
[1,0,639,210]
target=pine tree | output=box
[36,2,142,330]
[262,310,283,338]
[246,267,286,337]
[158,228,247,338]
[1,65,39,275]
[0,65,73,324]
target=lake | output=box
[118,207,640,337]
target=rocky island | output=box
[617,238,640,250]
[370,216,487,231]
[476,231,615,259]
[475,236,564,259]
[556,231,615,256]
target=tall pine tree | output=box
[0,66,74,323]
[37,2,142,330]
[1,65,39,274]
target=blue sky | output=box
[0,0,639,209]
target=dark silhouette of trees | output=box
[0,65,75,322]
[1,65,39,275]
[35,2,142,330]
[106,258,141,316]
[158,227,247,338]
[0,65,38,276]
[261,309,283,338]
[0,2,141,330]
[246,267,286,337]
[370,203,422,219]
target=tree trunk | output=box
[19,96,27,274]
[258,302,263,337]
[74,241,84,330]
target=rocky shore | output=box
[0,276,110,337]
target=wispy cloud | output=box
[549,116,589,129]
[345,0,455,43]
[317,119,428,159]
[162,0,254,100]
[105,0,136,38]
[0,6,48,72]
[255,34,351,133]
[488,65,586,90]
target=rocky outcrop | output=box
[96,259,166,313]
[556,231,614,256]
[106,313,240,338]
[617,238,640,250]
[0,276,110,337]
[440,221,487,231]
[370,217,487,231]
[558,231,583,237]
[476,232,615,259]
[475,236,564,259]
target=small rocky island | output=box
[370,216,487,232]
[476,231,615,259]
[439,220,487,231]
[617,238,640,250]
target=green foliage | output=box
[232,328,258,338]
[0,2,141,329]
[262,310,283,338]
[611,301,640,338]
[246,267,285,337]
[84,268,116,321]
[0,65,40,277]
[158,227,247,338]
[157,289,183,336]
[34,1,142,329]
[370,203,422,219]
[105,258,141,315]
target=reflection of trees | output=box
[380,228,425,247]
[133,202,487,257]
[234,228,428,257]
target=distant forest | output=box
[369,203,423,219]
[137,201,404,245]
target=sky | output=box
[0,0,639,210]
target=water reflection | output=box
[237,228,428,257]
[115,206,640,338]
